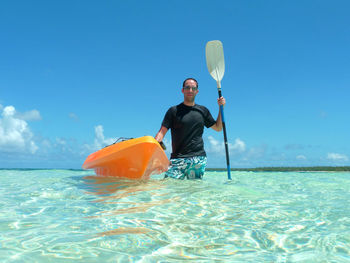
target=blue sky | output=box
[1,0,349,169]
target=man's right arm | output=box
[155,126,168,142]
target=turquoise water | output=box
[1,169,349,262]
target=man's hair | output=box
[182,78,198,88]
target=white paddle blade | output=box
[206,40,225,82]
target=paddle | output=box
[205,40,231,180]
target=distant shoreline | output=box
[206,166,350,172]
[1,166,350,172]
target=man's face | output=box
[182,79,199,101]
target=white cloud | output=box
[231,138,246,152]
[41,139,52,148]
[207,136,246,154]
[15,109,42,121]
[94,125,116,148]
[0,105,38,154]
[69,113,79,121]
[296,155,307,160]
[326,153,349,162]
[242,145,268,162]
[83,125,116,153]
[207,136,222,153]
[56,138,67,146]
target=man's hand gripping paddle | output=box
[206,40,231,180]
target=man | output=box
[155,77,226,179]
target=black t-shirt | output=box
[162,103,216,159]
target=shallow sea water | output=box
[0,169,349,262]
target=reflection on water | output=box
[82,175,170,202]
[88,197,179,218]
[82,175,179,237]
[97,227,150,237]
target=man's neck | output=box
[183,100,195,106]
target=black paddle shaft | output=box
[218,89,231,178]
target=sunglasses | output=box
[183,86,198,91]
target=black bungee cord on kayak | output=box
[103,137,133,148]
[103,137,166,150]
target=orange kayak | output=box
[82,136,169,179]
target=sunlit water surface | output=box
[0,169,349,262]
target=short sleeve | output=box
[204,107,216,128]
[161,107,173,129]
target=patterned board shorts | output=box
[164,156,207,180]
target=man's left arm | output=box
[210,97,226,132]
